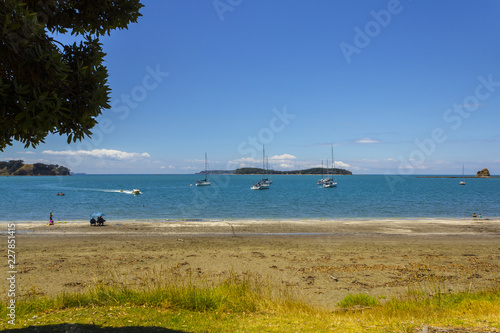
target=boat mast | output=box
[331,145,335,180]
[263,145,266,180]
[204,153,208,181]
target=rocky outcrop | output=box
[475,168,491,178]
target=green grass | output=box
[1,272,499,332]
[337,293,379,308]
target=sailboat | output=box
[316,160,328,185]
[251,146,270,190]
[261,156,273,185]
[259,146,271,187]
[195,153,212,186]
[459,165,466,185]
[323,146,337,188]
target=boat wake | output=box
[103,189,136,195]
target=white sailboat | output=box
[323,146,337,188]
[251,146,270,190]
[195,153,212,186]
[260,146,271,186]
[261,156,273,185]
[459,165,466,185]
[316,160,328,185]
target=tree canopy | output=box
[0,159,70,175]
[0,0,143,151]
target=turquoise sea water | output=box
[0,174,498,222]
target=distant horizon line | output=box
[63,173,499,177]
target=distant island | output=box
[196,167,352,175]
[194,170,236,175]
[0,160,71,176]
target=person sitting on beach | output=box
[97,216,105,226]
[90,217,96,226]
[478,213,482,218]
[472,213,477,218]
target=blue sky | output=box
[2,0,500,175]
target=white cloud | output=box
[269,154,296,161]
[356,138,380,144]
[333,160,350,169]
[268,154,297,170]
[42,149,150,160]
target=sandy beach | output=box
[3,218,500,309]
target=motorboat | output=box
[132,189,141,195]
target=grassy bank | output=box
[2,272,499,332]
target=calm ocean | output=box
[0,174,498,222]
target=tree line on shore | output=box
[197,167,352,175]
[0,160,71,176]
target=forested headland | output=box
[0,160,71,176]
[223,167,352,175]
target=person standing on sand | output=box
[49,212,54,225]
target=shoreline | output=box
[2,216,498,224]
[4,217,499,237]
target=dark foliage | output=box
[233,167,352,175]
[0,159,70,175]
[0,0,144,151]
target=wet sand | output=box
[3,218,500,309]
